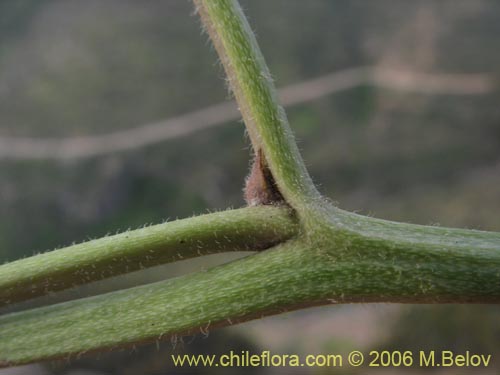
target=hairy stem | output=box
[1,217,499,366]
[194,0,321,210]
[0,206,298,306]
[0,0,499,368]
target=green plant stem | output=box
[192,0,500,264]
[0,206,298,306]
[0,0,499,368]
[1,218,499,366]
[194,0,322,211]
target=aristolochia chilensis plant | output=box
[1,0,499,367]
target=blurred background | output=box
[1,0,499,374]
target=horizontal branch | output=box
[1,214,499,366]
[0,205,298,306]
[323,208,500,301]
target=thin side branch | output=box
[0,206,298,306]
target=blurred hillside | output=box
[0,1,499,374]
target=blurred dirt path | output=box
[0,67,494,161]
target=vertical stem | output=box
[194,0,322,212]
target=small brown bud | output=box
[244,149,284,206]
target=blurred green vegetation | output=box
[0,0,499,374]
